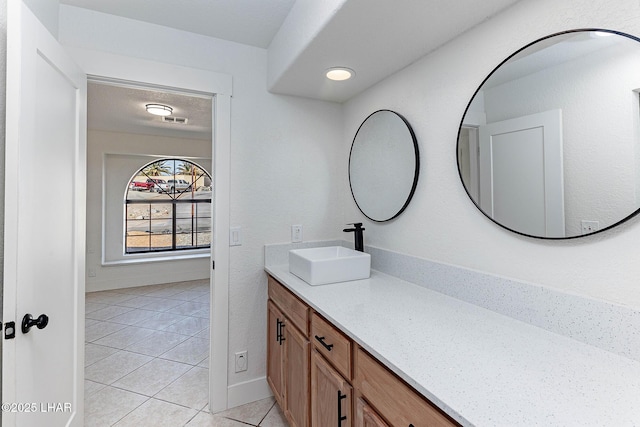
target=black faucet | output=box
[343,222,365,252]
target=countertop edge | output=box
[264,263,640,426]
[265,264,470,426]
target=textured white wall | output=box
[59,6,344,386]
[52,0,640,397]
[342,0,640,309]
[86,130,211,291]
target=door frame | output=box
[66,46,232,411]
[479,109,565,238]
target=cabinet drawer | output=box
[268,275,309,336]
[311,312,352,380]
[354,347,458,427]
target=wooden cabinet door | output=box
[285,320,310,427]
[311,350,353,427]
[267,301,285,407]
[355,398,389,427]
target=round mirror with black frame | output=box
[349,109,420,222]
[457,28,640,239]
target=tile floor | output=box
[85,279,288,426]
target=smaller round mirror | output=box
[349,110,419,222]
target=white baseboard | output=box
[226,377,273,410]
[86,272,209,292]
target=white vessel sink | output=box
[289,246,371,286]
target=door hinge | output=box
[4,321,16,339]
[212,260,215,270]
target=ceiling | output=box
[60,0,296,48]
[88,82,212,140]
[268,0,523,102]
[73,0,523,137]
[62,0,522,103]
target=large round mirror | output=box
[349,110,419,222]
[457,29,640,239]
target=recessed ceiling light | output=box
[326,67,355,81]
[145,104,173,116]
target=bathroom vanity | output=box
[261,26,640,427]
[266,274,456,427]
[265,250,640,426]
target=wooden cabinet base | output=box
[267,301,285,408]
[355,398,389,427]
[267,279,310,427]
[267,275,459,427]
[311,350,352,427]
[285,321,309,427]
[354,347,457,427]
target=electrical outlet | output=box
[291,225,303,243]
[235,351,248,372]
[581,220,599,235]
[88,268,96,278]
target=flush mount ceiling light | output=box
[145,103,173,116]
[326,67,355,81]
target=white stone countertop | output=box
[265,265,640,426]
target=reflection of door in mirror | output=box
[458,126,479,202]
[479,110,565,238]
[457,30,640,239]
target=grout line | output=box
[183,410,200,426]
[85,281,212,426]
[108,390,151,426]
[220,415,259,426]
[256,401,277,426]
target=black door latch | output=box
[5,321,16,339]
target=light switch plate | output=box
[229,226,242,246]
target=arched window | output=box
[125,158,212,254]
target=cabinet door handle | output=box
[279,322,286,344]
[337,390,347,426]
[315,335,334,351]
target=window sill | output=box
[102,250,210,266]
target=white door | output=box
[479,110,564,237]
[3,2,86,426]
